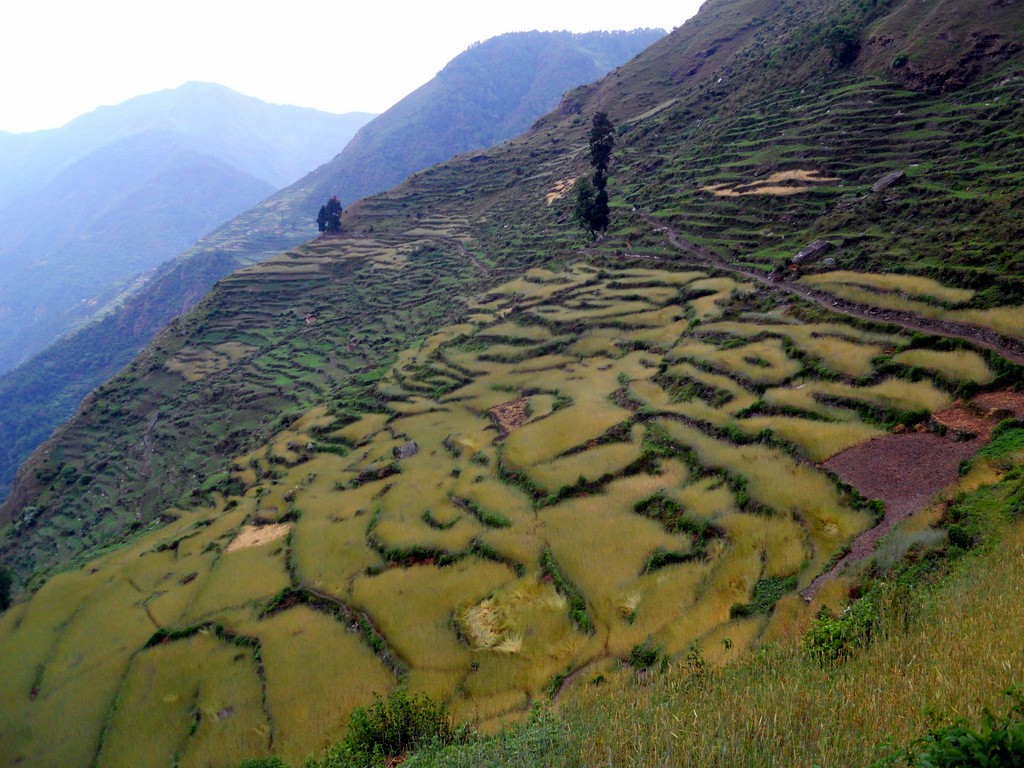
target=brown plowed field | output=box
[975,390,1024,418]
[803,431,981,598]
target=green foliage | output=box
[802,596,880,662]
[976,419,1024,462]
[574,112,614,237]
[540,547,593,634]
[239,758,291,768]
[875,689,1024,767]
[317,196,343,234]
[400,705,559,767]
[308,689,456,767]
[588,111,615,173]
[0,566,12,611]
[826,25,861,66]
[627,640,663,671]
[729,575,798,618]
[633,493,725,544]
[572,177,597,238]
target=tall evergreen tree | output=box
[574,112,615,238]
[589,111,615,176]
[317,195,343,234]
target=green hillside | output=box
[1,0,1023,766]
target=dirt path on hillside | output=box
[443,237,490,275]
[644,220,1024,367]
[613,219,1024,598]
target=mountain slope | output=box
[4,0,1023,579]
[299,29,667,209]
[0,84,373,374]
[0,132,276,372]
[0,81,375,200]
[0,29,664,504]
[2,0,1024,765]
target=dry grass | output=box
[807,377,952,414]
[699,321,891,378]
[98,633,267,768]
[892,348,995,384]
[526,440,643,494]
[540,519,1024,768]
[802,270,976,305]
[687,277,755,321]
[737,415,883,462]
[679,337,802,384]
[236,606,397,766]
[701,169,839,196]
[350,559,516,669]
[950,306,1024,340]
[657,419,872,577]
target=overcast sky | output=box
[0,0,703,134]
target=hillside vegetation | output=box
[0,29,662,506]
[1,0,1023,765]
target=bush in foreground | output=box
[305,689,456,767]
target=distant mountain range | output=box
[0,82,374,374]
[0,28,664,505]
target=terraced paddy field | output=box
[3,258,1018,767]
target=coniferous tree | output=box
[317,195,343,234]
[572,177,597,237]
[574,111,615,238]
[0,567,12,612]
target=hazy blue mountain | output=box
[0,28,663,504]
[0,81,375,200]
[0,83,374,373]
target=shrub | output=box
[802,595,880,662]
[311,689,456,767]
[238,758,290,768]
[627,640,662,671]
[0,567,12,611]
[875,688,1024,767]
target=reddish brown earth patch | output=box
[933,403,994,439]
[803,390,1024,598]
[974,390,1024,418]
[489,397,529,435]
[803,432,981,599]
[824,432,980,518]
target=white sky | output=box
[0,1,703,134]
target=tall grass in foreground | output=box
[401,519,1024,768]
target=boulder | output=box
[872,170,905,193]
[793,239,832,264]
[394,441,419,460]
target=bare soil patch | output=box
[933,403,994,439]
[975,390,1024,418]
[546,177,577,205]
[226,522,293,553]
[802,390,1023,598]
[824,432,979,520]
[489,397,530,436]
[803,431,981,599]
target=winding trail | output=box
[617,218,1024,597]
[646,220,1024,367]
